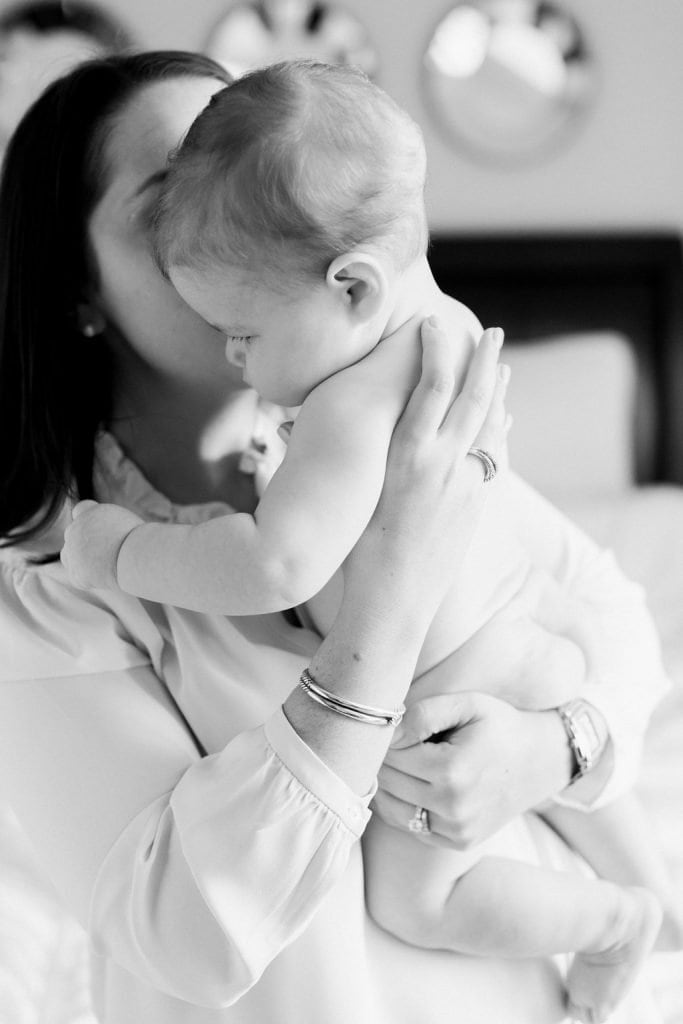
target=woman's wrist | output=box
[314,554,436,701]
[533,708,578,796]
[283,586,429,795]
[531,704,613,805]
[307,610,421,710]
[554,701,614,806]
[342,533,443,648]
[299,669,405,727]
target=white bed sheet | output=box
[561,485,683,1023]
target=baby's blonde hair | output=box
[155,60,428,282]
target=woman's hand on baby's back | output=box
[61,500,145,591]
[344,321,509,631]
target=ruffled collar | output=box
[93,401,290,526]
[93,431,233,524]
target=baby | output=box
[62,61,673,1022]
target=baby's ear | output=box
[325,252,388,322]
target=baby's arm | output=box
[63,372,399,613]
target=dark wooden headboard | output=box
[428,233,683,484]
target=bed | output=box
[429,232,683,488]
[431,232,683,1023]
[2,233,683,1023]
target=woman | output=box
[0,52,667,1023]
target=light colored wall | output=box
[7,0,683,233]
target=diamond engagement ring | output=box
[408,806,431,835]
[467,447,497,483]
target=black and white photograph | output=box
[1,2,682,1022]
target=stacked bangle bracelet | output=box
[299,668,405,727]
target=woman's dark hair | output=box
[0,51,232,552]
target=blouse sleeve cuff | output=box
[265,707,374,837]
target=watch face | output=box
[558,699,608,780]
[0,26,106,151]
[574,706,602,754]
[563,699,608,775]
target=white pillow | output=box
[503,332,637,499]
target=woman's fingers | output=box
[393,692,480,748]
[377,762,431,808]
[393,315,459,441]
[444,326,505,448]
[467,362,510,472]
[395,320,505,450]
[370,788,414,828]
[372,777,460,849]
[382,738,444,781]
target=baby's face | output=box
[170,262,373,406]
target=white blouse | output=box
[0,430,668,1023]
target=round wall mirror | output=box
[0,1,131,153]
[206,0,378,79]
[423,0,594,166]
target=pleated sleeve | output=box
[0,555,371,1008]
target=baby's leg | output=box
[413,578,586,711]
[542,794,683,951]
[364,814,661,1024]
[422,605,586,710]
[306,562,584,711]
[411,481,587,708]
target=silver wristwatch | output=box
[556,699,608,783]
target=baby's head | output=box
[154,60,429,405]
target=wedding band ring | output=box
[408,805,431,835]
[467,447,497,483]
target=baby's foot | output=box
[566,886,662,1024]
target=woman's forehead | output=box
[103,77,223,192]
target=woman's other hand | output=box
[61,500,145,590]
[374,691,574,848]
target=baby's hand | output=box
[61,500,145,591]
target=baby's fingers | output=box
[72,499,99,520]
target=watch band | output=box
[556,699,608,784]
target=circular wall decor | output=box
[206,0,378,79]
[0,1,131,151]
[423,1,595,166]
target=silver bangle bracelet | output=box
[299,668,405,727]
